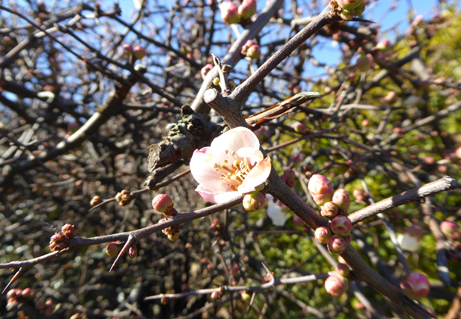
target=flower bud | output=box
[314,226,332,244]
[321,202,339,219]
[61,223,75,238]
[238,0,256,20]
[122,43,133,56]
[440,221,459,237]
[325,274,349,297]
[243,192,265,212]
[221,1,240,24]
[397,233,420,252]
[152,194,174,213]
[327,235,348,254]
[330,216,352,236]
[106,242,122,257]
[133,45,146,59]
[383,91,397,103]
[375,39,390,52]
[308,174,334,206]
[247,44,261,59]
[336,0,363,11]
[293,122,308,134]
[90,196,101,206]
[400,272,430,299]
[332,189,350,210]
[128,245,137,259]
[201,64,213,80]
[335,263,350,278]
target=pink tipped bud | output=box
[152,194,174,213]
[241,290,251,301]
[128,245,137,259]
[106,242,122,257]
[375,39,390,51]
[243,192,265,212]
[384,91,397,103]
[201,64,213,80]
[308,174,334,206]
[293,122,308,134]
[314,226,332,244]
[293,216,304,226]
[325,274,349,297]
[321,202,339,219]
[238,0,256,20]
[332,189,350,210]
[330,216,353,236]
[400,272,430,299]
[335,263,350,278]
[247,44,261,59]
[221,1,240,24]
[133,45,146,59]
[123,43,133,56]
[440,221,459,237]
[327,235,348,254]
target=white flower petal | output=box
[195,184,241,204]
[267,204,287,227]
[238,156,271,194]
[236,147,264,164]
[397,233,421,252]
[211,127,260,153]
[190,148,232,193]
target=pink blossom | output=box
[190,127,271,204]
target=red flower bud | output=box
[325,274,349,297]
[330,216,353,236]
[243,192,265,212]
[314,226,332,244]
[152,194,174,213]
[327,235,348,254]
[308,174,334,206]
[332,189,350,210]
[400,272,430,299]
[128,245,137,259]
[321,202,339,219]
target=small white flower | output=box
[397,233,420,252]
[267,203,287,227]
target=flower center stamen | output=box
[215,149,257,190]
